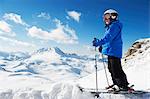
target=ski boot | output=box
[105,84,115,89]
[107,85,120,93]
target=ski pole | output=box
[101,54,110,87]
[94,46,99,98]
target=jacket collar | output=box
[105,20,119,28]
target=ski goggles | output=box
[103,13,117,20]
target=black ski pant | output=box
[108,55,129,88]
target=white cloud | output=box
[0,21,11,33]
[0,36,36,52]
[3,13,28,26]
[67,11,81,22]
[27,19,78,44]
[28,26,51,40]
[37,12,51,20]
[0,20,16,37]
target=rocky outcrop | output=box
[124,38,150,58]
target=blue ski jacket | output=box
[99,20,123,58]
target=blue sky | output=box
[0,0,149,55]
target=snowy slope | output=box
[122,38,150,90]
[0,38,150,99]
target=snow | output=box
[0,38,150,99]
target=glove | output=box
[92,38,100,47]
[98,46,102,53]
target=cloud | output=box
[67,11,81,22]
[3,13,28,26]
[0,20,16,37]
[27,19,78,44]
[37,12,51,20]
[28,26,50,40]
[0,36,37,52]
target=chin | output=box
[105,22,110,25]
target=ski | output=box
[78,84,134,93]
[90,90,148,95]
[78,85,148,95]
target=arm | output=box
[98,23,121,46]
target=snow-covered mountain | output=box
[0,38,150,99]
[0,51,30,61]
[0,47,104,89]
[0,51,9,59]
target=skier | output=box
[92,9,132,92]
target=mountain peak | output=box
[53,47,65,56]
[33,47,65,56]
[34,48,52,54]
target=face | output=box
[103,14,111,25]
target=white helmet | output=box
[103,9,118,20]
[104,9,118,15]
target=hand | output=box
[92,38,100,47]
[98,46,102,53]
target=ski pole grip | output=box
[94,38,97,51]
